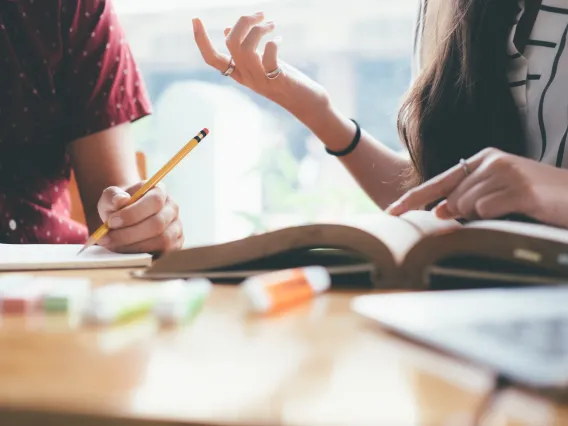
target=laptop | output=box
[351,285,568,402]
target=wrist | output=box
[293,104,358,153]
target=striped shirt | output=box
[413,0,568,168]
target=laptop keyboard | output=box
[476,318,568,360]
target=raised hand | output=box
[192,12,329,117]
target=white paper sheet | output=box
[0,244,152,270]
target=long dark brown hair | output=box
[397,0,527,188]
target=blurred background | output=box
[115,0,417,247]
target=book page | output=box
[0,244,152,271]
[362,210,461,264]
[465,220,568,244]
[352,211,430,265]
[399,210,462,235]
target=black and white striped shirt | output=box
[413,0,568,168]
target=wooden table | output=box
[0,268,565,426]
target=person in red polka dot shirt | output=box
[0,0,184,254]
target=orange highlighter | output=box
[240,266,331,313]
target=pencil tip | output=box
[76,246,87,256]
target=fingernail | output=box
[433,203,452,219]
[265,20,274,26]
[98,236,110,245]
[108,216,123,228]
[385,201,400,214]
[254,11,264,15]
[112,192,129,206]
[192,18,201,33]
[434,209,450,219]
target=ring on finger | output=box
[266,66,282,80]
[459,158,470,177]
[222,57,236,76]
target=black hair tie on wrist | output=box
[325,119,361,157]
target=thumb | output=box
[97,186,131,221]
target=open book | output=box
[0,244,152,271]
[134,210,568,289]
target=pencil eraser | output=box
[203,128,209,135]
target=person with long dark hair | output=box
[192,0,568,229]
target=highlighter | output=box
[41,278,92,313]
[240,266,331,314]
[82,284,158,325]
[153,278,212,326]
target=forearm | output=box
[294,104,410,209]
[68,124,140,232]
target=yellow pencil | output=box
[77,128,210,255]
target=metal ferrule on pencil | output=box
[195,130,208,142]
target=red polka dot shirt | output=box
[0,0,151,244]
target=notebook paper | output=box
[0,244,152,271]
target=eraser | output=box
[40,278,92,313]
[1,278,52,315]
[153,278,212,326]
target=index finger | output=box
[387,158,481,216]
[192,17,231,72]
[108,186,167,229]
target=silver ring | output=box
[222,58,235,77]
[459,158,470,177]
[266,67,282,80]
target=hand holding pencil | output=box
[79,128,209,255]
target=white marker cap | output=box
[304,266,331,293]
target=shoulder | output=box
[5,0,62,24]
[60,0,115,31]
[60,0,112,17]
[6,0,107,19]
[10,0,117,41]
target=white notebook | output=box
[0,244,152,271]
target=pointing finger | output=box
[386,156,486,216]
